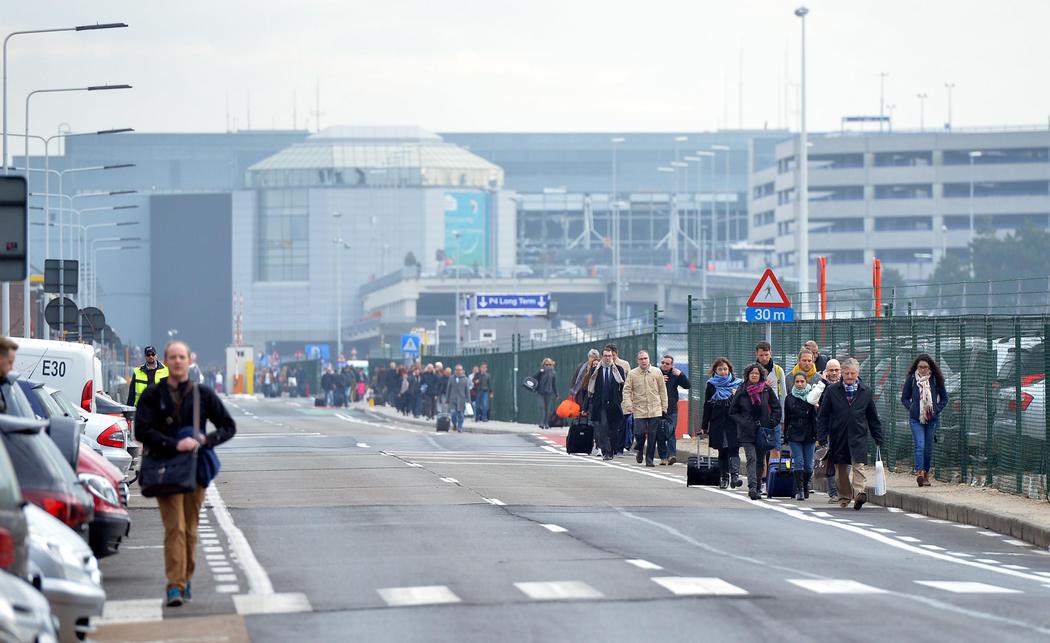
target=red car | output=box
[77,446,131,559]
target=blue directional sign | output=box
[400,334,421,354]
[746,307,795,323]
[474,293,550,317]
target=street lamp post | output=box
[7,129,133,336]
[795,5,810,316]
[610,136,625,321]
[968,150,982,278]
[332,212,344,363]
[879,72,888,133]
[452,230,462,354]
[90,238,140,307]
[917,93,928,131]
[691,151,715,308]
[710,144,731,266]
[944,82,956,130]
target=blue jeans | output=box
[789,440,816,473]
[451,410,465,431]
[476,391,490,421]
[910,417,938,472]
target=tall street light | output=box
[2,22,128,173]
[917,93,928,132]
[968,150,982,278]
[332,211,344,362]
[610,136,625,321]
[709,144,731,265]
[879,72,889,133]
[795,5,811,315]
[691,150,715,307]
[944,82,956,130]
[91,244,140,307]
[452,230,462,354]
[90,236,141,306]
[8,128,132,336]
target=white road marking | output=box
[1003,564,1031,570]
[813,511,833,518]
[652,577,748,596]
[439,477,459,484]
[978,531,1000,536]
[378,585,462,607]
[976,559,1001,564]
[848,522,873,527]
[237,432,324,439]
[928,519,952,524]
[405,462,423,467]
[953,524,978,529]
[915,581,1021,594]
[797,507,814,511]
[872,528,896,534]
[216,574,238,582]
[906,513,925,518]
[204,546,225,553]
[483,497,506,506]
[334,412,422,434]
[515,581,603,600]
[216,585,241,593]
[948,552,974,557]
[206,486,274,595]
[788,579,887,594]
[97,599,162,625]
[356,442,370,448]
[233,593,313,615]
[206,554,227,561]
[626,559,663,570]
[886,507,903,512]
[898,536,922,543]
[211,567,235,574]
[541,524,568,533]
[921,545,947,551]
[1003,539,1032,547]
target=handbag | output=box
[139,384,203,498]
[755,424,777,452]
[555,396,581,419]
[873,446,887,496]
[522,376,538,392]
[464,401,475,417]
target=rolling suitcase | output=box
[686,438,720,486]
[565,419,594,454]
[436,414,451,432]
[766,450,795,498]
[314,396,326,407]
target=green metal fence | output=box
[687,306,1050,499]
[371,305,1049,500]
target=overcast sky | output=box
[4,0,1049,150]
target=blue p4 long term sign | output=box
[474,293,550,317]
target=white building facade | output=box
[748,129,1050,285]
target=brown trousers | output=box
[834,463,869,500]
[156,486,206,591]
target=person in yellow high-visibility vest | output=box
[127,345,169,407]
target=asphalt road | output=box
[97,397,1050,643]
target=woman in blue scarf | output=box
[701,357,743,489]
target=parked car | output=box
[11,339,103,414]
[0,409,93,536]
[0,420,29,580]
[92,393,138,477]
[0,570,58,643]
[24,505,104,643]
[45,390,131,477]
[14,382,83,472]
[76,449,129,559]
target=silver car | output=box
[0,571,58,643]
[24,505,104,643]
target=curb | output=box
[674,440,1050,550]
[360,407,550,437]
[866,486,1050,550]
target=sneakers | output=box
[731,474,743,488]
[667,456,677,466]
[719,476,729,489]
[827,494,839,504]
[184,581,192,602]
[166,587,183,607]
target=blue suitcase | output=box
[766,454,794,498]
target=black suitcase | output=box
[565,420,594,454]
[436,414,451,432]
[687,439,721,486]
[766,452,795,498]
[314,396,326,407]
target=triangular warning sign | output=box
[746,269,791,308]
[402,337,418,351]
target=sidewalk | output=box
[365,403,1050,550]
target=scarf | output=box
[709,374,741,401]
[586,362,623,395]
[916,373,934,424]
[791,363,817,381]
[790,383,812,400]
[746,382,765,406]
[844,382,858,404]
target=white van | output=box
[12,338,103,413]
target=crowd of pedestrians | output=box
[368,360,494,428]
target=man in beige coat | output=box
[622,350,669,467]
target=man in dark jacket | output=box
[816,358,884,510]
[473,363,492,422]
[587,348,626,460]
[421,364,438,419]
[659,355,690,465]
[805,340,829,373]
[321,368,336,406]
